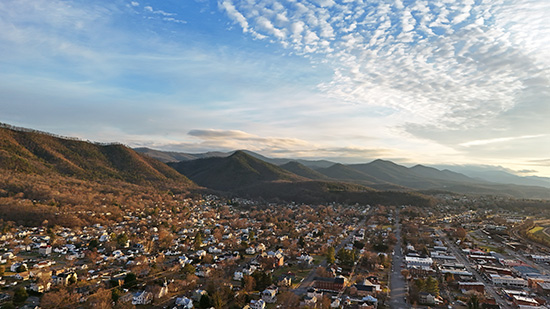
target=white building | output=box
[405,256,433,267]
[489,274,527,287]
[250,299,266,309]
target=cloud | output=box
[217,0,550,132]
[137,129,392,162]
[516,169,538,174]
[144,5,176,17]
[459,134,547,147]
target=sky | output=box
[1,0,549,176]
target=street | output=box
[389,209,409,309]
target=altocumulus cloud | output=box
[218,0,550,131]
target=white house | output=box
[132,291,153,305]
[250,299,266,309]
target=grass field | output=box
[529,226,544,234]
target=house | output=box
[246,247,256,255]
[53,272,77,286]
[132,290,153,305]
[233,271,244,281]
[249,299,266,309]
[261,288,277,303]
[153,280,169,300]
[39,245,52,256]
[29,282,51,293]
[175,296,194,308]
[10,262,27,272]
[418,292,436,305]
[298,254,314,268]
[14,271,30,281]
[278,276,292,287]
[192,289,207,301]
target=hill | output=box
[0,124,194,188]
[316,163,383,184]
[135,147,335,169]
[169,150,306,191]
[279,161,329,180]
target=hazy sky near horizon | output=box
[1,0,549,176]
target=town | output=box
[1,193,550,309]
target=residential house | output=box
[249,299,266,309]
[132,290,153,305]
[53,272,77,286]
[261,288,277,303]
[39,245,52,256]
[175,296,194,308]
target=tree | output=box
[16,264,27,273]
[199,294,212,309]
[277,291,300,308]
[116,233,129,248]
[13,287,28,304]
[426,276,439,297]
[298,236,306,248]
[40,288,80,308]
[194,231,204,250]
[89,238,100,250]
[124,272,137,287]
[182,264,195,276]
[242,275,256,292]
[467,294,480,309]
[456,227,467,241]
[86,288,112,309]
[326,246,335,264]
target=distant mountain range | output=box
[136,147,550,199]
[0,123,549,207]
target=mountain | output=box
[435,165,550,189]
[315,163,383,184]
[409,165,478,183]
[135,147,336,169]
[134,147,231,163]
[279,161,329,180]
[0,124,194,187]
[240,150,335,169]
[348,159,437,189]
[168,150,306,191]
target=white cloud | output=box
[459,135,547,147]
[216,0,550,133]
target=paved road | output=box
[389,209,409,309]
[436,230,511,309]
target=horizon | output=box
[1,1,549,177]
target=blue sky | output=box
[1,0,549,176]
